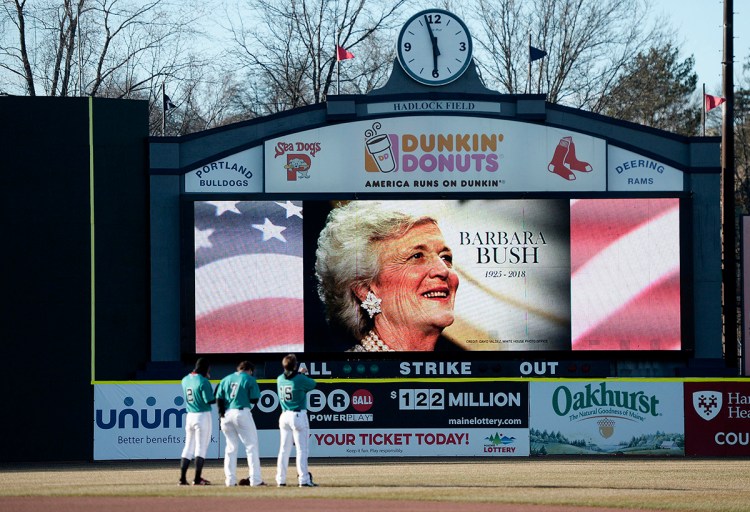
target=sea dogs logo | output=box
[365,122,397,173]
[547,135,593,181]
[483,432,517,453]
[274,141,321,181]
[693,391,723,421]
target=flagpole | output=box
[161,82,166,137]
[721,0,737,371]
[702,83,706,136]
[527,33,531,94]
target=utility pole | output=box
[722,0,737,370]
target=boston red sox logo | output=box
[548,136,593,181]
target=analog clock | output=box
[397,9,473,86]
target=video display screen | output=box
[193,198,681,353]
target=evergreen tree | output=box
[599,43,700,135]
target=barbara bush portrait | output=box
[315,201,460,352]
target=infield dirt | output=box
[1,458,747,512]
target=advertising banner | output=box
[94,381,529,460]
[529,381,684,455]
[94,383,222,460]
[265,117,606,193]
[185,147,263,193]
[607,146,684,192]
[684,382,750,456]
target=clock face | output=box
[397,9,473,86]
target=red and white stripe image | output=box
[570,198,681,350]
[194,201,304,353]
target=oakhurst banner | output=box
[529,381,684,455]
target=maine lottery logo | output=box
[483,432,518,454]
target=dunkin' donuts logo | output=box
[274,141,321,181]
[363,121,503,174]
[693,391,723,421]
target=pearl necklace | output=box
[359,330,395,352]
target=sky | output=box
[654,0,749,93]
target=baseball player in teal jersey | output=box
[276,354,317,487]
[215,361,265,487]
[179,358,215,485]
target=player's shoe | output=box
[300,473,318,487]
[277,483,286,487]
[178,479,189,486]
[239,478,250,486]
[192,478,211,486]
[253,482,268,487]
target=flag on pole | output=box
[336,45,354,61]
[163,94,177,112]
[529,45,547,62]
[704,94,726,112]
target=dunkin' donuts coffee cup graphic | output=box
[364,122,397,173]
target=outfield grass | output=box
[2,458,749,511]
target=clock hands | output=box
[424,15,440,76]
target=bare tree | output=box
[1,0,84,95]
[469,0,663,110]
[228,0,410,114]
[0,0,208,99]
[735,62,750,215]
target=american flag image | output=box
[194,200,304,353]
[570,198,681,350]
